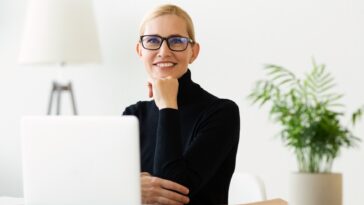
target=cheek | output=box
[177,52,192,64]
[185,49,193,60]
[184,54,193,64]
[141,52,154,64]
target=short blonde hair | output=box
[139,4,196,42]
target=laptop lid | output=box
[21,116,140,205]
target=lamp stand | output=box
[47,81,78,115]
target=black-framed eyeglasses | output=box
[140,35,194,52]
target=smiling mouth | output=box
[153,62,177,68]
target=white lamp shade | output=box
[19,0,101,65]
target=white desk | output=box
[0,197,23,205]
[0,197,286,205]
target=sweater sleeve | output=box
[122,103,138,116]
[153,99,240,196]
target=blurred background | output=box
[0,0,363,204]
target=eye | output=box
[169,37,187,44]
[145,36,161,44]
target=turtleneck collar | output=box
[177,69,200,106]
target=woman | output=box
[123,4,240,205]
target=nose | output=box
[157,40,172,57]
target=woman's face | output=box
[136,14,199,79]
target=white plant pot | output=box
[289,172,342,205]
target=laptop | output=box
[20,116,141,205]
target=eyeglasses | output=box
[140,35,194,52]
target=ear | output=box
[189,43,200,64]
[136,43,143,58]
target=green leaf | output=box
[247,58,363,173]
[352,107,364,126]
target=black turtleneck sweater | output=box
[123,70,240,204]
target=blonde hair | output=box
[139,4,196,42]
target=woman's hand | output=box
[141,172,190,205]
[148,77,179,110]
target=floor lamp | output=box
[18,0,101,115]
[47,80,78,115]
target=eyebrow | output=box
[144,34,187,38]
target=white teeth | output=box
[156,63,174,67]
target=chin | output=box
[151,70,177,79]
[148,66,187,79]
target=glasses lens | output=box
[168,37,189,51]
[142,36,162,50]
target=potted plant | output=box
[247,60,363,205]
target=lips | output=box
[153,62,177,68]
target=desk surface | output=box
[242,199,288,205]
[0,197,24,205]
[0,197,287,205]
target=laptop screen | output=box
[21,116,140,205]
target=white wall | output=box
[1,0,363,204]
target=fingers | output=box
[150,176,189,195]
[142,189,188,205]
[141,172,151,176]
[158,188,190,204]
[150,177,189,203]
[154,196,185,205]
[141,174,190,205]
[159,178,189,195]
